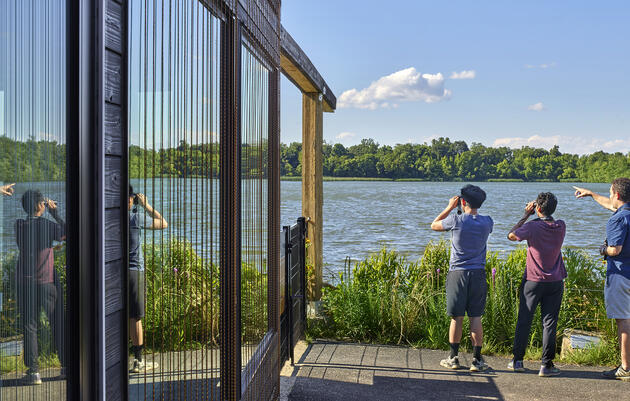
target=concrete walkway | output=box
[281,340,629,401]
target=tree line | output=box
[282,137,630,182]
[2,135,628,183]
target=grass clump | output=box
[311,241,619,365]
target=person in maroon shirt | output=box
[507,192,567,377]
[15,189,66,385]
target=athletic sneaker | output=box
[507,360,525,372]
[22,372,42,385]
[602,365,630,381]
[470,357,489,372]
[130,359,158,373]
[440,356,461,369]
[539,363,560,377]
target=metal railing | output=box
[280,217,307,366]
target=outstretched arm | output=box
[1,183,15,196]
[431,196,459,231]
[573,186,616,212]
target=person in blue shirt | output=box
[128,185,168,373]
[574,178,630,380]
[431,184,493,372]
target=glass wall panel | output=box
[240,45,269,372]
[0,0,68,399]
[128,1,221,399]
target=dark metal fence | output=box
[280,217,307,366]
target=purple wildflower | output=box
[173,267,178,273]
[436,268,441,275]
[491,268,497,287]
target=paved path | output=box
[281,340,629,401]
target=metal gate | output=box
[280,217,307,365]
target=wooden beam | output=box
[281,27,336,112]
[302,92,324,300]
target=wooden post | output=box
[302,92,324,300]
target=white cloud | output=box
[338,67,451,110]
[336,132,356,140]
[450,70,476,79]
[525,62,557,69]
[492,134,630,155]
[527,102,545,112]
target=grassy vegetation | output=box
[308,241,619,366]
[143,239,267,351]
[0,239,267,375]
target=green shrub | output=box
[143,239,267,351]
[314,242,618,364]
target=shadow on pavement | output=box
[288,374,505,401]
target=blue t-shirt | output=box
[606,203,630,279]
[442,213,493,270]
[129,210,151,271]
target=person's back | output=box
[16,216,63,283]
[514,218,567,282]
[444,213,493,270]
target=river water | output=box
[281,181,613,281]
[0,180,614,281]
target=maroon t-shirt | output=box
[513,218,567,282]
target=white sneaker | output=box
[130,359,158,373]
[440,356,461,369]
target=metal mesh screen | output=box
[240,44,270,377]
[0,0,67,398]
[128,0,221,399]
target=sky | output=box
[280,0,630,155]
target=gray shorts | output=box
[446,269,487,317]
[605,273,630,319]
[129,269,145,319]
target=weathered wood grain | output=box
[105,157,122,209]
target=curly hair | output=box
[536,192,557,217]
[612,177,630,203]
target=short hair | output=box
[129,184,135,199]
[536,192,557,216]
[460,184,486,209]
[612,177,630,203]
[21,189,45,215]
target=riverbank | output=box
[281,176,612,183]
[308,242,618,366]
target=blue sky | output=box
[280,0,630,154]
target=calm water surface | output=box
[281,181,613,280]
[1,181,613,282]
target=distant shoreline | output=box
[281,176,608,183]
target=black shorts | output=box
[129,270,145,319]
[446,269,487,317]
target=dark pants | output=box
[513,280,564,365]
[18,274,65,372]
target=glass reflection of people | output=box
[15,189,66,385]
[128,185,167,373]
